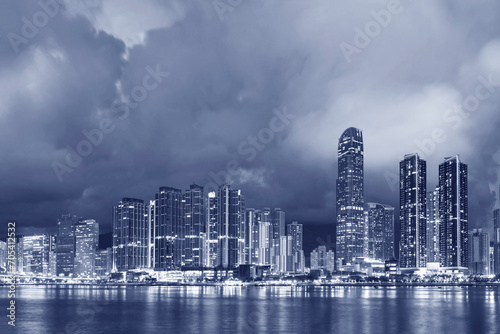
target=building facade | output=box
[469,229,490,275]
[426,187,440,263]
[184,184,205,268]
[56,214,81,276]
[365,203,395,262]
[336,128,364,263]
[74,219,99,277]
[336,127,364,265]
[20,234,55,275]
[287,221,304,273]
[216,185,245,268]
[155,187,184,269]
[113,198,149,272]
[399,153,427,268]
[310,245,335,273]
[439,155,468,268]
[494,209,500,275]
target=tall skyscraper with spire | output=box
[439,155,468,268]
[336,127,364,265]
[399,153,427,268]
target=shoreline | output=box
[2,282,500,288]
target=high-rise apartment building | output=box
[439,155,468,268]
[427,187,440,263]
[155,187,184,269]
[399,153,427,268]
[216,185,245,268]
[287,221,304,272]
[184,184,205,268]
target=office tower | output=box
[399,153,427,268]
[426,187,440,263]
[494,209,500,274]
[206,192,219,268]
[216,184,245,268]
[336,127,364,265]
[287,221,304,272]
[469,229,490,275]
[20,234,55,275]
[258,221,272,265]
[56,214,81,276]
[439,155,468,268]
[184,184,205,267]
[74,219,99,277]
[365,203,395,261]
[310,246,334,273]
[113,198,149,272]
[95,248,112,277]
[155,187,184,269]
[0,240,6,272]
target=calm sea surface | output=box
[1,285,499,334]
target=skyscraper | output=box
[287,221,304,272]
[493,209,500,274]
[245,208,259,265]
[426,187,440,263]
[113,198,149,272]
[399,153,427,268]
[468,229,490,275]
[336,127,364,265]
[365,203,395,261]
[439,155,468,268]
[206,192,219,268]
[56,214,81,276]
[74,219,99,277]
[155,187,184,269]
[184,184,205,267]
[216,184,245,268]
[258,221,272,265]
[273,208,286,240]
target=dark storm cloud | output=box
[1,0,500,236]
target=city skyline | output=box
[1,2,500,333]
[2,2,500,238]
[4,126,498,277]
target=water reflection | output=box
[0,286,498,333]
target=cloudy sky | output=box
[1,0,500,237]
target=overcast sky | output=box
[1,0,500,236]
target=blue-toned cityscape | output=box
[2,127,499,285]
